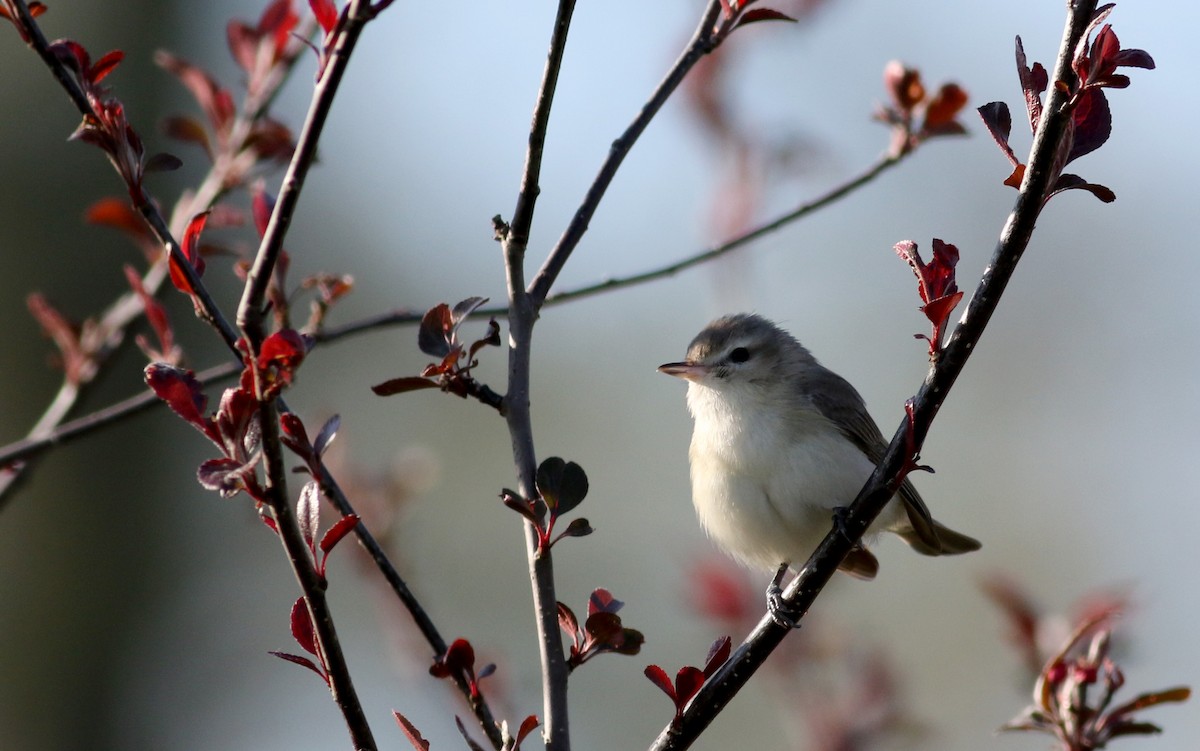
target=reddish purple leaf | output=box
[89,49,124,84]
[268,650,327,683]
[515,715,540,748]
[290,596,318,656]
[197,456,253,497]
[155,52,236,135]
[371,376,440,396]
[557,602,580,638]
[251,186,275,238]
[674,666,707,706]
[588,588,622,616]
[644,665,676,700]
[319,513,359,554]
[393,711,431,751]
[162,115,212,158]
[734,8,798,27]
[309,0,338,33]
[144,363,210,431]
[703,636,732,676]
[85,197,149,238]
[169,211,209,295]
[417,304,453,357]
[144,152,182,173]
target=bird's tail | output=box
[895,519,982,556]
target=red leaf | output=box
[260,0,300,57]
[89,49,124,84]
[734,8,798,28]
[124,265,175,361]
[1067,88,1112,164]
[251,185,275,238]
[371,376,439,396]
[588,588,622,616]
[162,115,212,158]
[85,197,149,238]
[643,665,677,700]
[144,363,211,433]
[515,715,540,747]
[923,82,968,130]
[319,513,359,554]
[197,456,253,497]
[417,303,453,357]
[673,666,707,706]
[309,0,339,34]
[703,636,732,677]
[557,602,580,639]
[154,51,235,136]
[170,212,209,295]
[268,650,327,683]
[393,712,431,751]
[226,21,259,73]
[290,596,318,656]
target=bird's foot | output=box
[765,563,801,629]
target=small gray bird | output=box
[659,313,980,581]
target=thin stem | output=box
[238,1,372,338]
[526,0,724,308]
[312,463,507,750]
[258,400,377,750]
[648,3,1100,748]
[541,150,904,307]
[507,0,576,248]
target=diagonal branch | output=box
[648,2,1103,748]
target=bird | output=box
[658,313,980,586]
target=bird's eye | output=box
[729,346,750,363]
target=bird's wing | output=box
[804,367,942,552]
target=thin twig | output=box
[258,399,377,750]
[540,150,904,307]
[237,2,371,340]
[526,0,724,309]
[647,3,1101,748]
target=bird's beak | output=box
[658,361,706,381]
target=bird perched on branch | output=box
[659,313,980,587]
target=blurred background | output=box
[0,0,1195,749]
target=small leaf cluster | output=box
[644,636,731,729]
[559,588,645,671]
[502,457,594,555]
[978,4,1153,203]
[371,298,502,409]
[894,238,963,358]
[1002,615,1190,749]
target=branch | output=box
[647,3,1102,748]
[258,400,377,750]
[237,0,373,343]
[525,0,724,309]
[541,149,905,307]
[499,1,581,747]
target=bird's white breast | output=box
[685,381,897,571]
